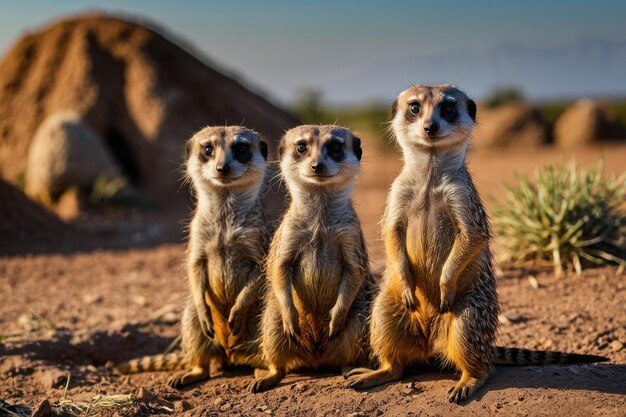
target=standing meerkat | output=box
[250,125,374,393]
[116,126,271,387]
[345,85,606,403]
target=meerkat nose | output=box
[423,121,439,133]
[311,162,325,173]
[216,163,231,174]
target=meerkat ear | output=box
[391,99,398,119]
[352,136,363,161]
[259,140,268,160]
[467,99,477,122]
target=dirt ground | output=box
[1,141,625,416]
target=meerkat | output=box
[249,125,374,393]
[345,85,607,403]
[116,126,271,387]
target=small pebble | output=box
[610,340,623,351]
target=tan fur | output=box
[116,126,271,388]
[345,85,606,403]
[346,85,498,403]
[250,125,374,393]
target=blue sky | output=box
[1,1,626,105]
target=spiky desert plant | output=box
[494,161,626,275]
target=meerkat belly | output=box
[293,236,342,317]
[205,239,256,315]
[405,197,456,300]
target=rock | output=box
[82,293,104,304]
[294,382,309,392]
[213,397,225,407]
[41,368,68,389]
[610,340,623,352]
[136,388,153,400]
[528,275,540,290]
[24,111,121,205]
[220,403,232,412]
[32,399,53,417]
[474,102,550,149]
[555,99,625,148]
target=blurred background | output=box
[0,0,625,260]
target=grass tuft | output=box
[493,160,626,275]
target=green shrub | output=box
[494,161,626,275]
[483,86,525,108]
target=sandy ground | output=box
[1,141,625,416]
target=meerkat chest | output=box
[204,224,264,296]
[293,226,344,312]
[405,186,456,272]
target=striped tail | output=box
[494,346,608,366]
[114,352,186,374]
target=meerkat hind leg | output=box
[448,372,487,404]
[249,365,286,393]
[343,367,374,379]
[346,361,404,390]
[167,366,210,389]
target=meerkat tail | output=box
[494,346,608,366]
[114,352,186,374]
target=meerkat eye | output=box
[235,143,249,154]
[409,103,421,114]
[296,141,307,153]
[203,144,213,157]
[442,101,456,115]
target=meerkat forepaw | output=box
[328,310,346,340]
[401,287,419,311]
[328,321,344,340]
[439,289,456,313]
[282,317,300,339]
[227,307,246,335]
[199,315,214,339]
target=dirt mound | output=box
[473,102,550,148]
[25,111,121,205]
[0,178,68,252]
[0,13,298,204]
[554,99,625,148]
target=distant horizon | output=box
[1,1,626,107]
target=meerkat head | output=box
[185,126,268,191]
[391,84,476,151]
[278,125,362,190]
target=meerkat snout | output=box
[186,126,268,189]
[278,125,362,187]
[392,84,477,150]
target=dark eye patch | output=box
[325,139,345,162]
[440,101,458,123]
[232,141,252,164]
